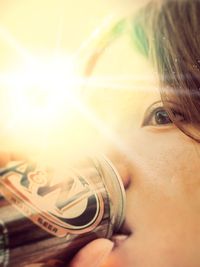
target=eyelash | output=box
[142,106,185,127]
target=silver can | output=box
[0,156,125,267]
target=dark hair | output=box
[131,0,200,141]
[85,0,200,141]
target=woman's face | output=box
[87,35,200,267]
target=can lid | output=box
[92,155,126,233]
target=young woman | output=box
[66,0,200,267]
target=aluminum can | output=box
[0,156,125,267]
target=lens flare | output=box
[0,14,154,178]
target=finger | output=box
[68,238,114,267]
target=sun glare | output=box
[0,10,149,170]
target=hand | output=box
[68,238,113,267]
[25,238,113,267]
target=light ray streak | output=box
[83,76,199,95]
[65,91,157,179]
[85,75,157,81]
[75,14,116,59]
[0,26,37,64]
[85,83,157,92]
[55,0,66,56]
[83,76,158,91]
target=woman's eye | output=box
[142,107,184,127]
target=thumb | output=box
[69,238,114,267]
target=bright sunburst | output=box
[0,12,148,172]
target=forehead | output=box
[86,35,161,127]
[88,34,160,98]
[91,35,158,83]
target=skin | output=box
[69,34,200,267]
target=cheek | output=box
[126,129,200,219]
[119,131,200,266]
[126,129,200,189]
